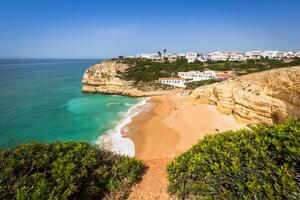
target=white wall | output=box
[159,80,186,87]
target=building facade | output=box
[178,71,215,81]
[185,52,198,63]
[262,51,284,60]
[158,77,186,87]
[245,51,262,60]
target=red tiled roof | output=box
[159,77,185,81]
[216,73,237,78]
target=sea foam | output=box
[96,97,154,157]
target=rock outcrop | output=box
[82,61,174,97]
[188,66,300,124]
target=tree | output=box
[163,49,167,55]
[157,51,162,58]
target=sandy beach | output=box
[124,93,246,160]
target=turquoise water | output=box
[0,59,140,147]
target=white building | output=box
[158,77,186,88]
[178,71,215,81]
[283,51,295,59]
[245,51,262,60]
[227,52,244,61]
[136,53,161,60]
[164,53,180,61]
[295,51,300,58]
[177,53,186,57]
[208,51,245,61]
[197,54,209,62]
[262,51,284,60]
[208,51,228,61]
[185,52,198,63]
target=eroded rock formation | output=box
[188,66,300,124]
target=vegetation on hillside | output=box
[167,120,300,199]
[186,79,221,90]
[0,142,144,200]
[116,57,300,84]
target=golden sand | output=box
[124,93,246,160]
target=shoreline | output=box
[123,96,180,159]
[124,93,247,160]
[96,97,153,157]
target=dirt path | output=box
[128,159,176,200]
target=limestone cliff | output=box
[188,66,300,124]
[82,60,174,97]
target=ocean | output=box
[0,59,141,153]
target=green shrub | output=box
[167,120,300,199]
[0,142,144,200]
[186,79,221,90]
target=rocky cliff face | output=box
[82,60,173,97]
[188,66,300,124]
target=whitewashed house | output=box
[177,53,186,57]
[197,54,209,62]
[185,52,198,63]
[165,53,180,61]
[178,71,215,81]
[295,51,300,58]
[228,52,244,61]
[136,53,161,60]
[262,51,284,60]
[149,54,161,60]
[262,51,274,59]
[245,51,262,60]
[158,77,186,88]
[136,54,151,59]
[283,52,295,59]
[208,51,228,61]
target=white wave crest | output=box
[96,97,154,157]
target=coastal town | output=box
[122,49,300,88]
[126,50,300,63]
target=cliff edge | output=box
[188,66,300,124]
[82,60,174,97]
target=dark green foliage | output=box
[0,142,144,200]
[186,79,221,90]
[119,58,204,83]
[167,120,300,199]
[117,58,300,84]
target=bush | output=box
[0,142,144,200]
[186,79,221,90]
[167,120,300,199]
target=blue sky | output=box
[0,0,299,58]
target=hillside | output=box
[188,66,300,124]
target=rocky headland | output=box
[188,66,300,124]
[82,60,175,97]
